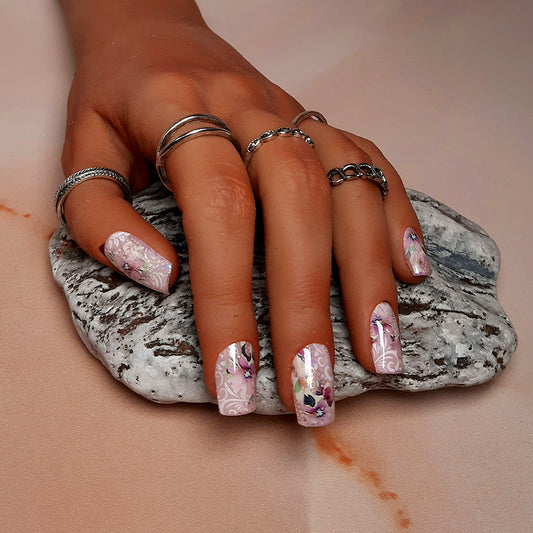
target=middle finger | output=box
[233,110,336,427]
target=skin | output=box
[58,0,428,417]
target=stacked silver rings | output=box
[327,163,389,198]
[155,114,240,190]
[54,167,133,225]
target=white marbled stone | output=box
[49,183,518,414]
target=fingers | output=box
[62,103,429,424]
[301,120,430,375]
[61,112,179,294]
[308,125,401,374]
[63,108,259,416]
[163,125,259,416]
[342,132,432,282]
[231,111,335,426]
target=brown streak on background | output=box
[313,427,411,530]
[0,201,56,240]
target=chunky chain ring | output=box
[327,163,389,199]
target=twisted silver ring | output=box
[291,110,328,128]
[327,163,389,199]
[55,167,133,226]
[243,127,315,168]
[156,114,240,190]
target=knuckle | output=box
[198,276,251,308]
[213,72,271,106]
[352,135,383,160]
[288,273,329,314]
[136,71,202,109]
[186,169,256,230]
[273,152,330,202]
[333,139,373,166]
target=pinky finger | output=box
[341,132,432,283]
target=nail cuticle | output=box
[403,227,431,276]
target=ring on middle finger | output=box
[327,163,390,199]
[243,127,315,168]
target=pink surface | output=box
[1,1,532,531]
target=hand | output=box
[58,0,431,426]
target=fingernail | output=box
[215,341,257,416]
[403,227,431,276]
[103,231,172,294]
[291,343,335,427]
[370,302,403,374]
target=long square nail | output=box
[103,231,172,294]
[215,341,257,416]
[403,227,431,276]
[291,343,334,427]
[370,302,403,374]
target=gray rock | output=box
[49,183,518,414]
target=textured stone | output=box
[49,182,518,414]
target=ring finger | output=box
[301,120,422,375]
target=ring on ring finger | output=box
[327,163,389,199]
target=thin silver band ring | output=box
[55,167,133,226]
[156,127,240,190]
[156,114,228,155]
[291,110,328,128]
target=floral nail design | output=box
[370,302,403,374]
[215,341,257,416]
[104,231,172,294]
[403,227,431,276]
[291,343,334,427]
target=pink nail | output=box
[403,227,431,276]
[370,302,403,374]
[104,231,172,294]
[215,341,257,416]
[291,343,335,427]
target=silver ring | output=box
[54,167,133,226]
[157,114,227,151]
[327,163,389,199]
[291,110,328,128]
[243,127,315,168]
[156,115,240,190]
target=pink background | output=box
[1,1,532,531]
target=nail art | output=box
[215,341,257,416]
[291,343,334,427]
[103,231,172,294]
[403,227,431,276]
[370,302,403,374]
